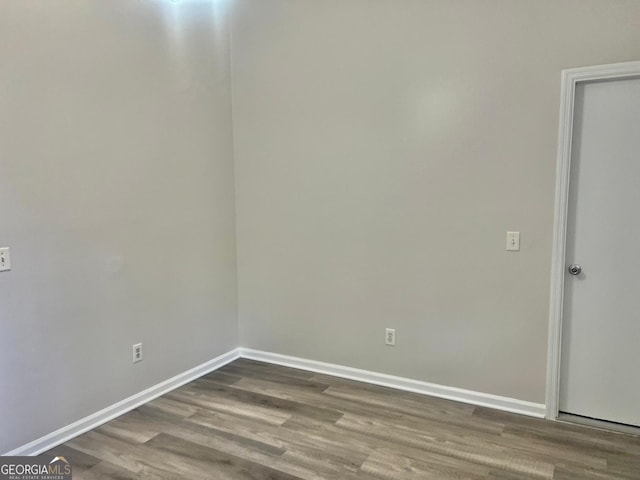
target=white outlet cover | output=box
[385,328,396,346]
[133,343,142,363]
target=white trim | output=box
[6,345,548,456]
[4,348,241,457]
[546,60,640,420]
[240,348,545,418]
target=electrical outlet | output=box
[133,343,142,363]
[385,328,396,346]
[0,247,11,272]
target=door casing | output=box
[546,60,640,420]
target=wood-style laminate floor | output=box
[40,359,640,479]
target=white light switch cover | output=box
[0,247,10,271]
[506,232,520,251]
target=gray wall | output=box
[4,0,640,454]
[0,1,237,453]
[231,0,640,403]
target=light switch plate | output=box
[0,247,10,272]
[506,232,520,251]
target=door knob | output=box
[568,264,582,275]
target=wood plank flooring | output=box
[40,359,640,479]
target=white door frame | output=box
[546,60,640,420]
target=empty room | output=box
[1,0,639,478]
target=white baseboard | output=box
[239,348,546,418]
[6,346,545,456]
[4,348,241,457]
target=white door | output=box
[559,76,640,427]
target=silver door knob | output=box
[568,264,582,275]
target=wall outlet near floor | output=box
[0,247,11,272]
[133,343,143,363]
[385,328,396,346]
